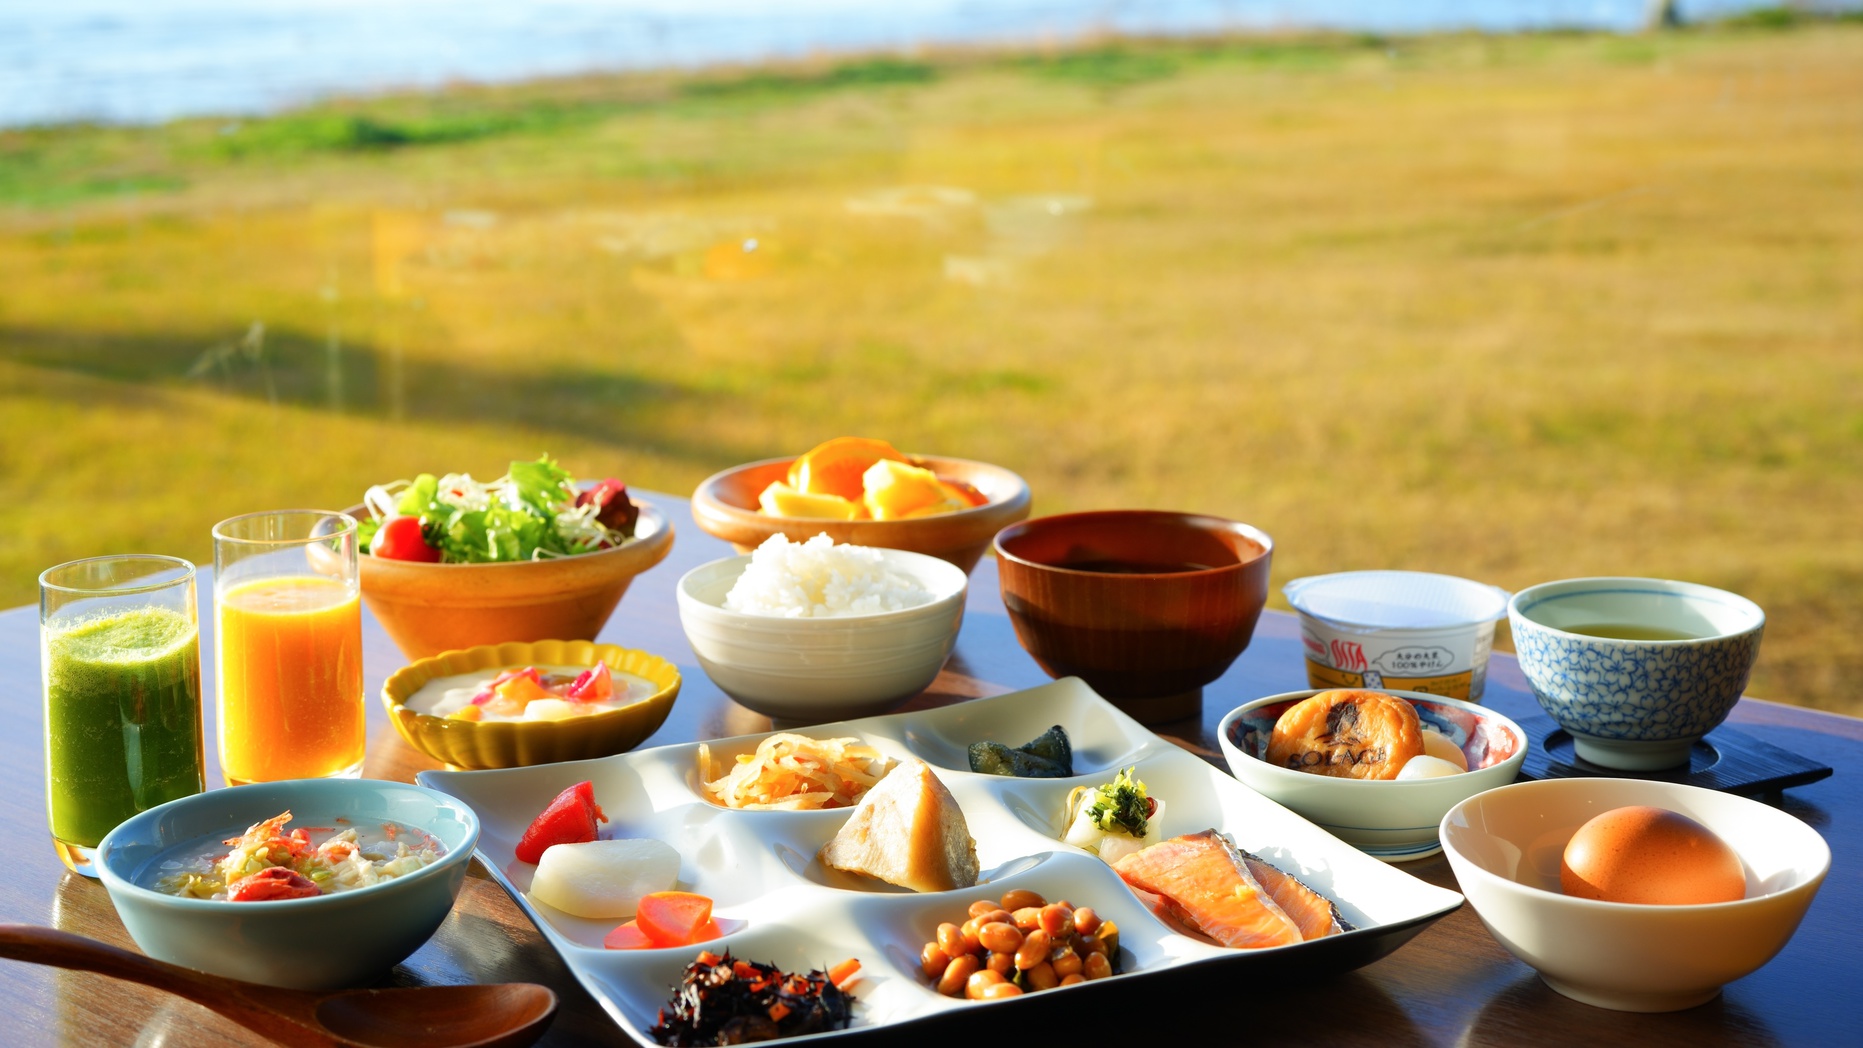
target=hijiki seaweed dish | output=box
[649,952,858,1046]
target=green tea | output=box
[44,606,204,848]
[1562,623,1701,641]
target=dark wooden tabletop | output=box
[1,490,1856,1047]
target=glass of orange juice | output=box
[212,510,364,784]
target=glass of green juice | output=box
[40,555,205,876]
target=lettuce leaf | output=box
[397,474,439,517]
[508,456,574,518]
[434,504,559,563]
[365,456,623,563]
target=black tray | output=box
[1516,714,1834,797]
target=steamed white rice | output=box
[724,534,933,618]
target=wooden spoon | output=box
[0,925,557,1048]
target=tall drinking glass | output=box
[213,510,364,784]
[41,555,205,876]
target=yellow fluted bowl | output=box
[382,640,681,769]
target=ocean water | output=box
[0,0,1827,128]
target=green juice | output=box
[43,606,205,848]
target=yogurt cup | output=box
[1284,571,1510,702]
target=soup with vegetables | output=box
[148,811,442,901]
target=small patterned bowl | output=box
[1218,689,1527,861]
[1509,577,1765,771]
[382,640,681,769]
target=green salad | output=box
[359,455,639,564]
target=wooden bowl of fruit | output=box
[691,438,1031,574]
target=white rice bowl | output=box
[723,534,933,618]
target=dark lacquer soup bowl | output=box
[993,510,1273,723]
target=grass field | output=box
[3,20,1859,713]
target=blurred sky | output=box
[0,0,1835,127]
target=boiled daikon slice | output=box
[528,838,679,918]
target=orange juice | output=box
[216,576,364,783]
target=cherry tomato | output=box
[370,515,441,562]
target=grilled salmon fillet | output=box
[1113,829,1304,949]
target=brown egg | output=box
[1560,806,1746,905]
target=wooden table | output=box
[1,491,1856,1047]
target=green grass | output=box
[3,24,1861,716]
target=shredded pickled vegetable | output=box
[698,734,895,810]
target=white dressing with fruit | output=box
[406,664,658,723]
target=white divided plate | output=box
[417,677,1464,1046]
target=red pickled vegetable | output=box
[228,867,322,902]
[514,781,608,864]
[637,892,715,947]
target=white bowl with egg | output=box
[1440,777,1829,1012]
[1218,689,1527,861]
[676,537,968,724]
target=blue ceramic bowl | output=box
[1509,577,1765,771]
[96,778,480,989]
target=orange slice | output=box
[790,438,907,501]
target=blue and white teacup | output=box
[1508,577,1764,770]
